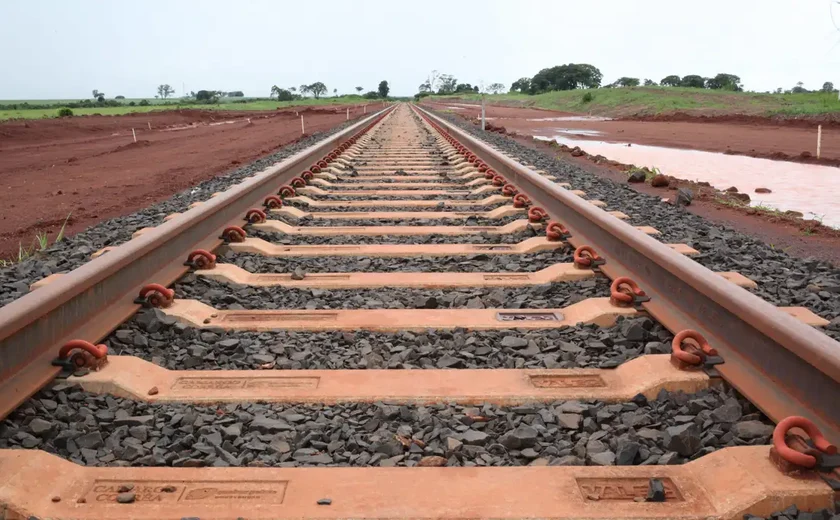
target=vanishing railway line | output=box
[0,103,838,519]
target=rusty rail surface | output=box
[0,106,394,419]
[415,105,840,446]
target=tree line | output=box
[416,71,506,99]
[270,81,390,101]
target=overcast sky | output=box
[2,0,839,100]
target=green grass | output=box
[429,87,840,118]
[0,213,71,267]
[0,96,379,121]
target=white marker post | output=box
[364,104,367,114]
[132,128,137,143]
[346,107,349,120]
[481,95,486,131]
[818,125,823,159]
[147,122,151,130]
[301,114,305,135]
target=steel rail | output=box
[415,104,840,445]
[0,106,394,419]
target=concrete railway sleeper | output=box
[0,104,838,519]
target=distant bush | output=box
[115,95,125,99]
[582,92,594,103]
[139,99,150,106]
[128,101,136,106]
[57,107,73,117]
[363,91,379,99]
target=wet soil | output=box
[0,104,377,258]
[510,135,840,265]
[422,101,840,165]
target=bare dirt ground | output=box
[423,101,840,165]
[0,104,376,259]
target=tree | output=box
[299,84,309,96]
[774,87,783,94]
[437,74,457,94]
[660,75,681,87]
[91,89,104,100]
[616,77,640,87]
[289,87,297,93]
[510,78,531,93]
[792,81,808,94]
[308,82,327,98]
[643,79,657,86]
[487,83,506,94]
[418,80,432,93]
[114,95,125,99]
[356,86,363,93]
[157,84,175,99]
[195,90,220,102]
[271,85,294,101]
[333,88,338,97]
[363,91,379,99]
[378,80,390,98]
[454,83,475,93]
[427,70,441,92]
[705,73,742,91]
[822,82,835,93]
[528,63,602,94]
[228,91,244,97]
[680,75,706,88]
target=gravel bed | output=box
[248,227,541,246]
[286,201,509,212]
[108,313,669,371]
[174,274,609,311]
[326,179,458,186]
[744,506,838,520]
[219,249,572,273]
[3,385,772,468]
[274,215,524,227]
[432,111,840,342]
[0,121,370,307]
[300,192,490,201]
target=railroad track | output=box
[0,103,838,519]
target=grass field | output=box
[429,87,840,118]
[0,96,379,121]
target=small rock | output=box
[418,456,447,467]
[116,492,136,504]
[675,188,693,207]
[646,479,666,502]
[501,336,528,349]
[556,413,582,430]
[28,418,53,436]
[664,423,701,456]
[725,186,739,193]
[317,498,332,505]
[732,420,774,439]
[627,170,646,183]
[650,174,669,187]
[500,424,538,450]
[461,429,489,446]
[588,451,616,466]
[291,268,306,280]
[754,187,772,194]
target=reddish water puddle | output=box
[535,134,840,228]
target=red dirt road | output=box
[0,105,377,259]
[423,102,840,164]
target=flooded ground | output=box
[535,134,840,228]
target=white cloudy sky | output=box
[2,0,839,99]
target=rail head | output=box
[0,106,396,419]
[415,104,840,445]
